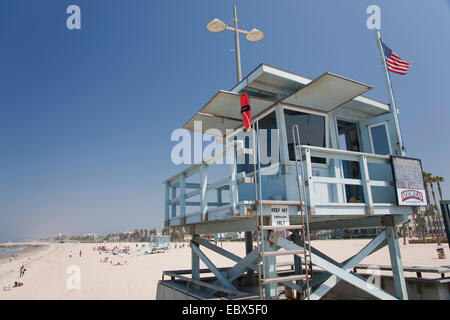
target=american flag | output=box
[381,41,411,75]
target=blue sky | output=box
[0,1,449,241]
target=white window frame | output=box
[368,122,392,155]
[282,104,329,167]
[335,117,360,152]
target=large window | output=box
[237,111,278,174]
[284,109,326,164]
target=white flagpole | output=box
[375,30,405,157]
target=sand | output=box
[0,240,448,300]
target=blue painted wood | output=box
[276,235,396,300]
[263,231,278,299]
[358,112,401,156]
[310,230,388,300]
[386,226,408,300]
[171,186,177,218]
[191,236,200,291]
[180,173,186,218]
[229,146,239,212]
[191,241,237,291]
[165,183,170,223]
[200,164,208,219]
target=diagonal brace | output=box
[198,238,247,265]
[190,241,238,292]
[205,246,259,295]
[309,230,388,300]
[275,234,397,300]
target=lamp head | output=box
[246,28,264,42]
[206,18,226,33]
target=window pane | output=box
[237,111,278,174]
[284,109,326,163]
[370,124,390,155]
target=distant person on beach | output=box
[79,250,82,257]
[10,255,13,263]
[69,251,72,258]
[19,265,26,277]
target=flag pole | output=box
[375,29,405,157]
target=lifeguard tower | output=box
[158,63,420,300]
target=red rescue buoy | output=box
[240,93,252,131]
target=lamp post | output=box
[206,4,264,83]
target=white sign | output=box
[391,157,427,206]
[271,205,289,226]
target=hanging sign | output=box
[391,156,427,206]
[271,205,290,226]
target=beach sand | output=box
[0,240,448,300]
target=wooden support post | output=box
[304,148,315,214]
[328,114,345,203]
[216,189,222,207]
[359,155,374,215]
[165,183,170,225]
[200,164,208,221]
[245,231,254,284]
[386,226,408,300]
[263,231,278,299]
[180,173,186,219]
[292,232,303,294]
[229,146,239,214]
[191,242,237,291]
[171,186,177,218]
[191,235,200,291]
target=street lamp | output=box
[206,5,264,83]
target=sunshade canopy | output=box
[282,72,372,112]
[183,90,274,135]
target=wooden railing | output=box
[301,145,393,214]
[164,140,253,226]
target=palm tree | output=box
[423,172,440,244]
[143,229,148,241]
[435,176,448,242]
[436,176,445,200]
[431,176,446,241]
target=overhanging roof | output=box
[232,64,390,116]
[183,90,274,135]
[182,65,391,136]
[282,72,372,112]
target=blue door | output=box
[358,112,400,203]
[358,112,401,156]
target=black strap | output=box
[240,105,250,113]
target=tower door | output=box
[358,112,402,156]
[358,112,400,203]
